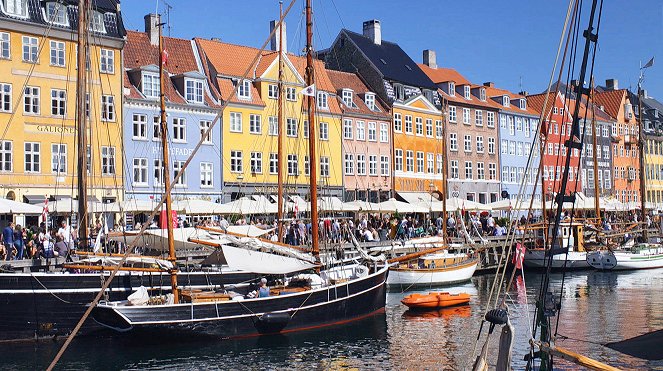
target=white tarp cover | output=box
[108,227,219,251]
[77,256,174,270]
[0,198,42,214]
[220,244,317,274]
[226,225,274,237]
[373,198,429,213]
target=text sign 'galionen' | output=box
[25,123,76,135]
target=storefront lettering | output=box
[152,146,194,157]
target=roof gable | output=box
[400,94,439,112]
[258,53,306,85]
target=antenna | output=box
[162,0,173,36]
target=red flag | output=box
[41,198,49,220]
[513,242,526,270]
[161,49,169,66]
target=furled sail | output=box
[220,244,317,274]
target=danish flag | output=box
[513,242,526,270]
[42,198,49,221]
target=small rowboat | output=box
[401,292,471,309]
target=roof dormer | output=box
[364,92,376,111]
[45,2,69,26]
[129,65,160,99]
[502,95,510,107]
[463,85,471,100]
[4,0,28,18]
[472,86,486,101]
[90,10,106,34]
[172,71,207,105]
[519,98,526,110]
[447,82,455,96]
[341,88,354,107]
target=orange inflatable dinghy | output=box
[401,292,471,309]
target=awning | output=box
[0,198,43,214]
[23,194,47,205]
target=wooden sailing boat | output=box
[91,0,388,337]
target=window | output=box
[502,95,510,107]
[320,156,330,177]
[172,118,186,142]
[132,114,148,139]
[488,137,495,154]
[404,115,413,134]
[230,112,242,132]
[303,156,310,176]
[5,0,27,17]
[365,93,376,110]
[395,149,403,171]
[465,161,473,179]
[509,141,515,155]
[437,154,443,174]
[269,153,278,174]
[503,166,509,182]
[488,163,496,180]
[317,91,328,109]
[286,118,297,137]
[476,136,484,153]
[357,154,366,175]
[450,133,458,151]
[477,162,485,180]
[230,150,243,173]
[249,152,262,174]
[356,121,365,140]
[425,118,433,137]
[449,106,457,123]
[448,82,455,96]
[304,120,311,139]
[415,117,423,135]
[342,89,353,106]
[0,83,10,113]
[394,113,402,132]
[101,146,115,175]
[501,139,508,154]
[344,154,354,175]
[524,118,531,137]
[51,89,66,116]
[368,122,377,141]
[22,36,38,63]
[319,121,329,140]
[142,73,160,98]
[343,119,353,139]
[464,134,472,152]
[406,150,414,172]
[196,162,213,187]
[185,79,204,104]
[508,116,515,135]
[435,120,442,138]
[475,110,483,126]
[249,114,261,134]
[517,142,523,156]
[450,160,459,179]
[173,161,186,186]
[99,48,114,73]
[380,123,388,142]
[153,116,161,141]
[153,159,164,186]
[90,11,106,33]
[416,152,424,173]
[50,40,65,67]
[101,95,115,121]
[480,88,486,101]
[487,112,496,128]
[267,116,278,136]
[132,158,148,185]
[511,167,517,183]
[0,32,9,59]
[238,79,251,99]
[604,170,611,189]
[200,120,212,143]
[426,153,434,173]
[378,155,389,176]
[463,108,470,124]
[369,155,377,176]
[24,142,39,173]
[463,85,471,100]
[23,86,39,114]
[516,117,523,131]
[286,87,296,101]
[268,84,278,99]
[500,114,507,129]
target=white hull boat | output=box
[586,244,663,270]
[523,249,590,269]
[387,252,478,288]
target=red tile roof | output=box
[418,64,470,85]
[527,92,558,116]
[484,86,539,116]
[125,31,198,74]
[215,78,265,106]
[593,89,626,120]
[326,70,390,118]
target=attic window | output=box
[502,95,510,107]
[463,86,471,100]
[46,2,68,26]
[448,82,455,96]
[519,99,526,110]
[379,58,387,65]
[141,72,160,99]
[394,83,404,101]
[4,0,28,17]
[185,78,204,104]
[90,11,106,33]
[342,88,354,107]
[364,92,376,111]
[405,64,412,71]
[317,91,328,110]
[238,79,251,100]
[480,88,486,101]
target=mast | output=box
[76,0,89,248]
[276,1,285,242]
[158,21,179,303]
[637,80,647,240]
[305,0,319,261]
[589,83,601,223]
[441,100,448,241]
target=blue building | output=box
[486,86,541,205]
[122,16,222,203]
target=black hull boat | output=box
[92,265,388,338]
[0,270,256,340]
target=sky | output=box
[120,0,663,99]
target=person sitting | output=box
[363,228,374,242]
[258,278,270,298]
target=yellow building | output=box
[0,2,126,206]
[196,35,344,202]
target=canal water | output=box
[3,269,662,370]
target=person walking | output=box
[3,222,15,260]
[13,225,25,260]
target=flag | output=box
[42,198,49,221]
[300,84,316,96]
[513,242,526,270]
[642,57,654,69]
[161,49,169,66]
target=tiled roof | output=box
[527,92,558,116]
[196,38,271,79]
[593,89,626,120]
[125,31,198,75]
[326,70,390,118]
[418,64,470,85]
[484,86,539,116]
[342,29,437,90]
[215,78,265,107]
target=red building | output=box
[528,92,581,200]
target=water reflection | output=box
[3,269,662,370]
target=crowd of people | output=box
[1,220,75,261]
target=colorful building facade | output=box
[631,90,663,205]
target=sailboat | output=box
[91,1,388,337]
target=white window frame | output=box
[394,113,402,132]
[24,141,39,173]
[132,158,148,186]
[357,154,366,175]
[367,122,377,141]
[286,118,298,137]
[345,153,354,175]
[185,78,204,104]
[132,113,148,140]
[49,40,65,67]
[0,32,10,59]
[173,160,186,186]
[320,156,330,177]
[200,120,212,144]
[172,117,186,142]
[319,121,329,140]
[249,114,261,134]
[250,152,262,174]
[50,89,66,117]
[142,72,160,98]
[269,153,278,175]
[317,91,328,110]
[90,11,106,33]
[268,84,278,99]
[286,87,296,101]
[368,155,377,176]
[380,155,390,176]
[230,150,243,173]
[268,116,278,136]
[0,83,11,113]
[356,120,365,140]
[101,95,115,121]
[22,36,38,63]
[23,86,39,114]
[238,79,251,100]
[380,122,388,142]
[229,112,242,133]
[448,106,457,123]
[100,48,114,73]
[395,149,403,172]
[101,146,115,175]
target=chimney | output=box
[642,89,648,98]
[211,37,222,42]
[269,20,287,53]
[423,49,437,69]
[362,19,381,45]
[518,90,529,96]
[483,82,495,88]
[606,78,619,90]
[144,14,160,47]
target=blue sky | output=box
[121,0,663,98]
